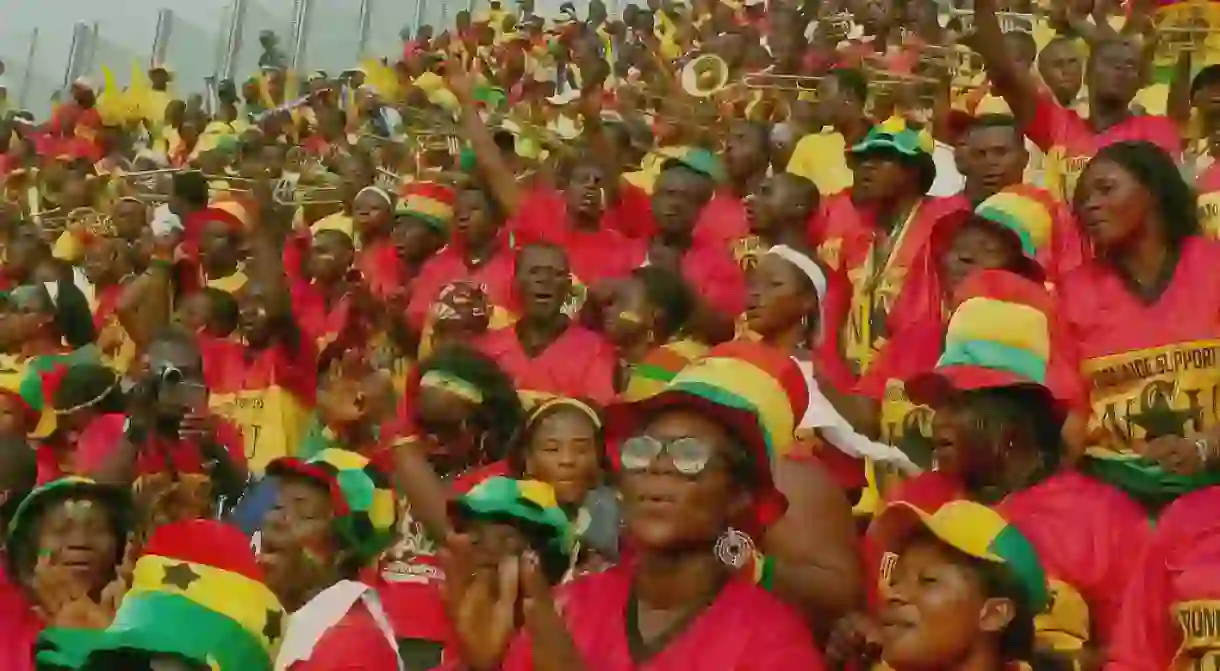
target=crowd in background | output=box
[0,0,1219,669]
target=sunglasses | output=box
[620,435,717,476]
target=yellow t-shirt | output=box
[787,131,852,196]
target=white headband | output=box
[767,244,827,342]
[767,245,826,302]
[355,185,393,208]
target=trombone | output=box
[741,72,824,94]
[117,168,180,191]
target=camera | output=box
[157,363,184,386]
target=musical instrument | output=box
[680,53,731,98]
[741,72,824,94]
[944,7,1047,34]
[117,168,180,191]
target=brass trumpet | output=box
[920,45,986,90]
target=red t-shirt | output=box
[479,323,618,406]
[1025,90,1180,203]
[406,242,518,331]
[677,241,749,321]
[287,601,401,671]
[695,191,752,253]
[510,188,647,309]
[0,560,41,671]
[486,564,825,670]
[1058,236,1220,456]
[1105,485,1220,671]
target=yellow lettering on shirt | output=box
[1083,341,1220,455]
[1046,147,1093,203]
[210,386,309,474]
[1037,579,1090,654]
[1174,600,1220,671]
[880,380,935,468]
[1199,192,1220,239]
[843,266,905,376]
[733,235,763,272]
[817,238,843,271]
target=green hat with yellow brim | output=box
[36,519,285,671]
[872,499,1049,613]
[849,117,937,194]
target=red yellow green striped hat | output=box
[397,181,456,232]
[619,340,709,404]
[608,340,808,530]
[935,184,1056,280]
[36,519,286,670]
[266,448,398,565]
[872,499,1050,612]
[906,269,1054,407]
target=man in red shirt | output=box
[971,0,1181,202]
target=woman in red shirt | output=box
[441,341,825,670]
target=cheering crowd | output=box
[1,0,1220,668]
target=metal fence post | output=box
[18,28,39,108]
[414,0,427,33]
[289,0,313,71]
[62,22,90,92]
[223,0,248,81]
[152,9,173,67]
[357,0,373,60]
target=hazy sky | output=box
[1,0,633,115]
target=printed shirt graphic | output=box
[1195,157,1220,239]
[202,333,318,474]
[812,194,953,391]
[1107,486,1220,671]
[1025,90,1180,203]
[1060,237,1220,496]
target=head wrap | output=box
[396,182,456,231]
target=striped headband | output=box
[355,186,393,208]
[420,370,485,405]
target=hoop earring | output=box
[714,527,755,569]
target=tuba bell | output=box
[680,53,731,98]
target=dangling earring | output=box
[714,527,755,569]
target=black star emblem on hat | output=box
[263,608,284,642]
[162,562,201,590]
